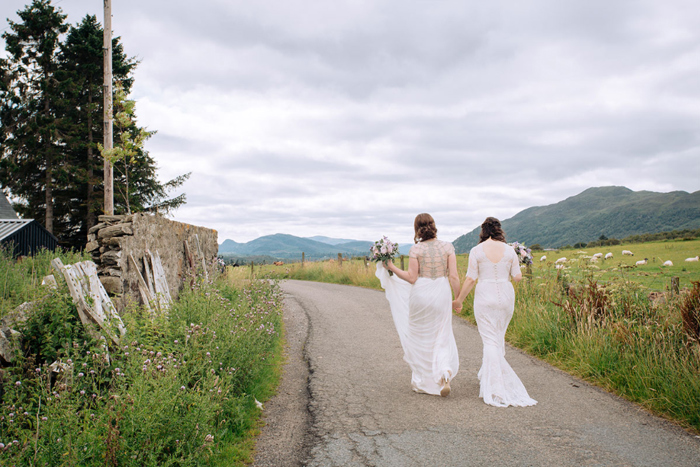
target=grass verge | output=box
[0,248,284,466]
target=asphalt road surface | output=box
[253,280,700,466]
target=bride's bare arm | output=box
[455,277,476,303]
[386,256,419,284]
[447,253,460,297]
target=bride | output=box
[453,217,537,407]
[377,213,460,396]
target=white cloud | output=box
[1,0,699,243]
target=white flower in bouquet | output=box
[371,236,400,274]
[509,241,533,265]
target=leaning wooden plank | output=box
[148,250,172,311]
[51,258,93,329]
[129,253,153,312]
[194,234,208,279]
[143,254,156,297]
[184,240,195,269]
[52,258,125,346]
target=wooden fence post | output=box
[302,252,305,267]
[671,276,679,295]
[400,255,405,270]
[338,253,343,266]
[250,261,254,278]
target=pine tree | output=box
[1,7,190,250]
[0,0,68,234]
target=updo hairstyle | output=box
[478,217,506,243]
[414,213,437,243]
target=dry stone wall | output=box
[87,213,218,308]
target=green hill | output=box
[453,186,700,253]
[218,234,374,260]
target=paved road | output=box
[254,280,700,466]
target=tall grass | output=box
[257,239,700,432]
[0,249,284,465]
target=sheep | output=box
[635,258,648,266]
[540,255,547,262]
[593,253,603,258]
[685,256,699,262]
[605,252,613,260]
[273,261,285,266]
[662,260,673,267]
[555,257,567,264]
[622,250,634,256]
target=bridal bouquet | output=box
[510,241,533,266]
[371,236,400,274]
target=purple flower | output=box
[14,381,21,386]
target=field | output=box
[238,238,700,433]
[233,238,700,292]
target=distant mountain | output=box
[306,235,359,245]
[453,186,700,253]
[219,239,242,253]
[218,234,375,260]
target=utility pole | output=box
[103,0,114,215]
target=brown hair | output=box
[414,213,437,243]
[479,217,506,243]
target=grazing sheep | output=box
[686,256,699,262]
[605,252,613,259]
[662,260,673,267]
[593,253,603,258]
[540,255,547,262]
[635,258,648,266]
[555,257,567,264]
[622,250,634,256]
[273,261,284,266]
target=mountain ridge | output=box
[452,186,700,253]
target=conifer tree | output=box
[0,0,68,234]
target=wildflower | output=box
[78,372,84,377]
[180,386,186,390]
[35,368,41,373]
[174,340,179,344]
[0,443,4,449]
[80,390,85,395]
[15,381,21,386]
[42,417,47,421]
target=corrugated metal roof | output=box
[0,194,18,219]
[0,219,33,241]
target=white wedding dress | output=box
[376,240,459,395]
[467,242,537,407]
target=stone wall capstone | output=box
[87,213,218,309]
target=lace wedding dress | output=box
[466,243,537,407]
[376,240,459,395]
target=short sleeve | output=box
[509,248,522,277]
[409,244,419,259]
[445,242,455,256]
[466,247,479,280]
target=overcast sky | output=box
[2,0,699,244]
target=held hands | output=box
[452,299,462,312]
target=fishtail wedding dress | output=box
[377,239,459,395]
[466,242,537,407]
